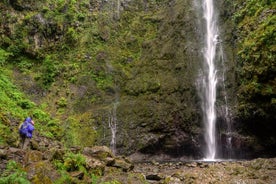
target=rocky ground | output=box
[101,158,276,184]
[0,146,275,184]
[131,158,276,184]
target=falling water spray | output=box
[201,0,219,160]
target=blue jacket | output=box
[25,122,35,138]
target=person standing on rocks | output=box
[19,117,35,150]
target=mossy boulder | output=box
[25,160,60,184]
[82,146,114,162]
[25,150,43,164]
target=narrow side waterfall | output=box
[106,57,120,155]
[109,102,118,154]
[201,0,219,160]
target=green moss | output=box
[234,0,276,120]
[62,115,97,148]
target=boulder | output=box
[70,171,84,180]
[25,160,60,183]
[43,148,65,161]
[25,150,43,164]
[84,155,105,175]
[7,147,25,164]
[0,149,7,159]
[112,156,134,172]
[82,146,115,164]
[83,146,114,158]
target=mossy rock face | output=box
[96,0,204,158]
[26,160,60,183]
[230,0,276,157]
[0,0,205,159]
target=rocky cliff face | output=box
[0,0,206,159]
[112,0,204,159]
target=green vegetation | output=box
[0,67,61,145]
[0,160,30,184]
[0,0,161,151]
[234,0,275,120]
[233,0,276,152]
[54,152,86,172]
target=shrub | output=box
[40,56,60,88]
[0,49,12,66]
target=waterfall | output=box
[201,0,219,160]
[106,53,120,155]
[109,102,118,154]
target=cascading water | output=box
[201,0,219,160]
[109,102,118,154]
[106,54,120,155]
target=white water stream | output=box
[202,0,219,160]
[109,102,118,155]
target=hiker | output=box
[19,117,35,150]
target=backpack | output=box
[19,122,28,136]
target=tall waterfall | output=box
[201,0,219,160]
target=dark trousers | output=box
[20,135,31,150]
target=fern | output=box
[0,161,30,184]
